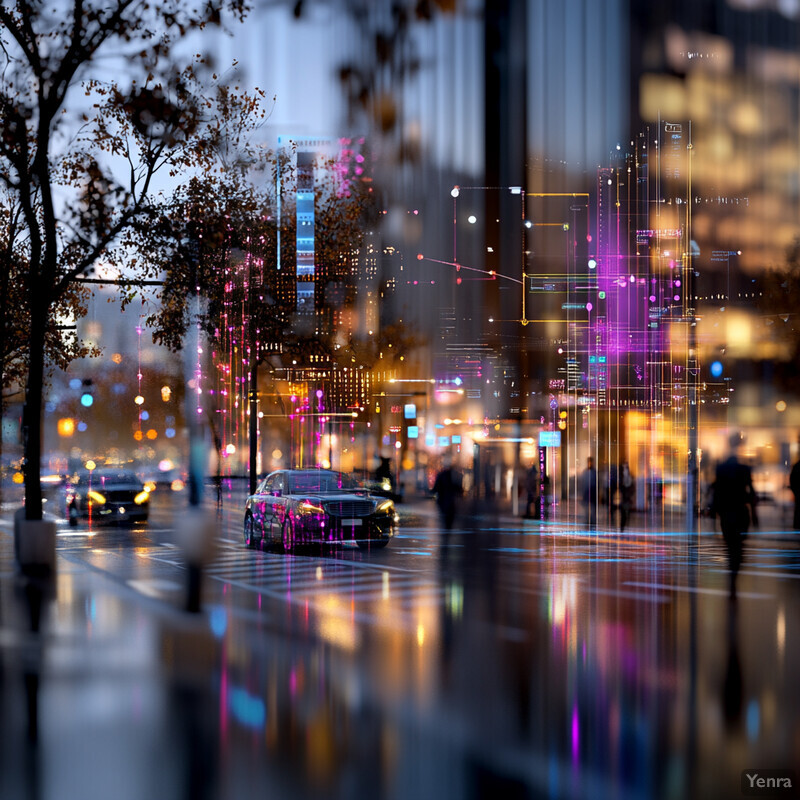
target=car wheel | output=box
[244,512,259,549]
[281,519,295,554]
[357,538,389,551]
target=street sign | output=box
[539,431,561,447]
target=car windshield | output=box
[288,472,355,494]
[72,470,140,486]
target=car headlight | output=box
[376,499,395,514]
[134,491,150,505]
[299,501,324,514]
[87,490,106,505]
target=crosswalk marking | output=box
[52,522,800,619]
[136,545,444,614]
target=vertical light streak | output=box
[571,704,579,764]
[136,320,143,438]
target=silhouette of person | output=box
[482,451,496,499]
[790,435,800,530]
[712,433,756,598]
[605,462,618,524]
[581,456,597,528]
[433,458,463,531]
[375,456,393,488]
[523,461,539,519]
[619,461,635,532]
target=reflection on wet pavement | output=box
[1,498,799,799]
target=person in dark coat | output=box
[790,437,800,530]
[581,456,597,528]
[712,433,756,598]
[619,461,635,532]
[433,459,463,531]
[375,456,394,489]
[523,461,539,519]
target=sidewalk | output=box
[0,520,231,800]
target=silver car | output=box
[243,469,398,552]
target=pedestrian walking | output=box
[433,458,463,531]
[712,433,757,599]
[581,456,598,528]
[619,461,635,531]
[375,456,394,490]
[523,461,539,518]
[482,451,496,499]
[605,462,618,524]
[790,435,800,530]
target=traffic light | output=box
[710,360,724,378]
[80,379,94,408]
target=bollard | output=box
[176,507,218,613]
[14,508,56,576]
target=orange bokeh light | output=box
[57,417,75,437]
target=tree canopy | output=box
[0,0,251,519]
[139,147,375,351]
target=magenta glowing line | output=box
[418,256,523,285]
[571,705,579,763]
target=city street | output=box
[6,2,800,799]
[1,489,798,800]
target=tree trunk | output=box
[23,306,46,520]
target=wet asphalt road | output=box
[1,486,800,800]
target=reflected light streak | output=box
[317,596,359,651]
[550,575,578,628]
[230,687,266,729]
[210,607,227,638]
[571,705,579,765]
[447,583,463,617]
[747,701,760,741]
[220,659,228,740]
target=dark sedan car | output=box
[244,469,398,552]
[65,469,151,526]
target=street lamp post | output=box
[247,252,260,497]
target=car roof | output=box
[275,469,338,475]
[269,469,356,489]
[265,469,348,479]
